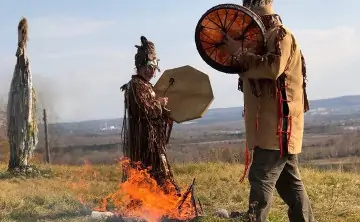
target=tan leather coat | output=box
[240,24,309,154]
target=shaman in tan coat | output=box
[223,1,315,221]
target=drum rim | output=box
[194,3,266,74]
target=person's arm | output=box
[237,27,292,80]
[131,80,163,119]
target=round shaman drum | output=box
[153,65,214,123]
[195,4,266,74]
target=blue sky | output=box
[0,0,358,122]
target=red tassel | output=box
[277,81,294,157]
[239,102,250,184]
[239,141,250,183]
[287,116,292,148]
[277,89,284,157]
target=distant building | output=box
[100,122,120,131]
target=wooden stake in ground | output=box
[43,109,50,164]
[7,17,38,172]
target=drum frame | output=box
[195,4,266,74]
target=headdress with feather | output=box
[134,36,160,72]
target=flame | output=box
[94,158,197,222]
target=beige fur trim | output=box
[251,5,274,16]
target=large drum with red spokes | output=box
[195,4,266,74]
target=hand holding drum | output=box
[222,32,255,56]
[158,97,168,106]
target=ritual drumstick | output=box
[163,78,175,144]
[163,77,175,97]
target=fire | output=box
[94,158,199,222]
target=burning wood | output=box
[91,212,203,222]
[94,158,202,222]
[177,178,198,215]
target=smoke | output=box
[0,73,60,139]
[32,75,61,123]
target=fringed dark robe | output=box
[121,75,178,190]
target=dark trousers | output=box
[248,147,315,222]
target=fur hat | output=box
[134,36,160,71]
[243,0,275,16]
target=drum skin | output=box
[195,4,266,74]
[153,65,214,123]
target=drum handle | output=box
[163,77,175,97]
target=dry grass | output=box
[0,163,359,222]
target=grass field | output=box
[0,163,359,222]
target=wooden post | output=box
[43,109,51,164]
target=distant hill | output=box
[309,95,360,108]
[192,95,360,125]
[49,95,360,134]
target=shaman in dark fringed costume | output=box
[120,36,179,192]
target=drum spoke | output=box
[241,13,246,34]
[205,16,223,30]
[222,55,231,65]
[202,19,210,28]
[208,47,217,57]
[203,45,216,51]
[200,32,217,44]
[201,25,220,31]
[223,9,229,29]
[239,20,255,40]
[200,39,216,45]
[225,11,239,31]
[215,10,225,30]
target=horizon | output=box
[52,94,360,124]
[0,0,358,122]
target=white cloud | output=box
[29,16,115,39]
